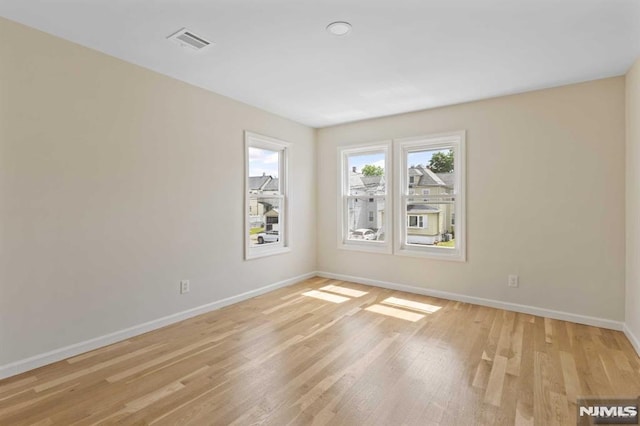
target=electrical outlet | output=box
[508,275,519,288]
[180,280,190,294]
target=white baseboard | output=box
[0,272,315,380]
[317,271,625,331]
[623,324,640,358]
[3,271,633,381]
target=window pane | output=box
[249,197,282,247]
[405,198,455,248]
[248,147,279,194]
[348,152,385,195]
[407,148,454,195]
[346,197,385,242]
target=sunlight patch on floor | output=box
[365,304,425,322]
[320,284,368,298]
[381,297,441,314]
[302,290,350,304]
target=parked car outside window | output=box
[351,229,376,240]
[257,230,279,244]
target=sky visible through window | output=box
[249,147,279,178]
[407,149,450,170]
[348,149,450,173]
[348,153,385,173]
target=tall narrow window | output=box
[338,143,391,253]
[245,132,290,260]
[394,132,465,261]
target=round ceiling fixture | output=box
[326,21,352,36]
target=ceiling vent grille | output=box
[167,28,212,51]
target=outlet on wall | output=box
[508,275,519,288]
[180,280,190,294]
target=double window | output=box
[245,132,290,260]
[338,131,465,261]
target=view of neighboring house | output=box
[248,174,280,231]
[348,167,385,238]
[407,165,455,245]
[347,165,455,245]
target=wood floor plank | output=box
[0,278,638,426]
[485,355,508,406]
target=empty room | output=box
[1,1,640,425]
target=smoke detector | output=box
[326,21,352,36]
[167,28,213,51]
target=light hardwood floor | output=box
[1,277,639,425]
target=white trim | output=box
[337,240,390,254]
[623,324,640,357]
[394,130,466,261]
[245,131,291,260]
[0,272,315,380]
[316,271,625,331]
[337,141,392,254]
[245,246,291,259]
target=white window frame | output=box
[394,131,466,261]
[245,131,291,260]
[338,142,392,253]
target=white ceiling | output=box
[1,0,639,128]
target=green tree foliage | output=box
[429,150,454,173]
[361,164,384,176]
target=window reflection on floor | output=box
[365,304,425,322]
[320,284,368,298]
[381,297,441,314]
[300,283,442,322]
[302,290,349,304]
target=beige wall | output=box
[0,18,316,366]
[626,58,640,350]
[0,15,633,370]
[317,78,626,322]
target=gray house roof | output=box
[407,204,440,213]
[349,172,385,195]
[408,166,454,189]
[349,172,365,192]
[249,176,271,191]
[436,173,454,187]
[263,178,279,191]
[249,175,278,192]
[414,166,445,186]
[360,175,384,189]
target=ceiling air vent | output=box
[167,28,213,51]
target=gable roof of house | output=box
[263,178,279,191]
[249,175,278,192]
[408,165,455,188]
[407,203,440,213]
[436,173,455,187]
[248,176,271,191]
[349,172,385,194]
[414,166,445,186]
[360,175,384,189]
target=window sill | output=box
[245,246,291,260]
[338,241,392,254]
[394,246,466,262]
